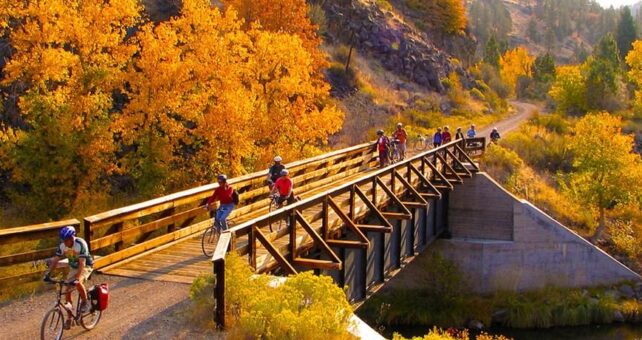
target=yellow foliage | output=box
[499,47,534,96]
[406,0,467,35]
[548,65,587,114]
[189,253,354,339]
[625,40,642,114]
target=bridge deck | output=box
[102,163,390,283]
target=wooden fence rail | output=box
[84,142,377,270]
[0,219,80,289]
[210,138,484,328]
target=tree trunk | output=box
[590,207,606,244]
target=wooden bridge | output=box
[0,138,485,323]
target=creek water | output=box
[383,324,642,339]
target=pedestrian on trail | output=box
[433,127,443,148]
[467,124,476,138]
[455,127,465,140]
[376,130,390,167]
[392,122,408,160]
[442,126,452,144]
[205,174,239,231]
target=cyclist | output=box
[392,123,408,160]
[490,127,501,143]
[44,226,94,319]
[271,169,296,206]
[376,130,390,167]
[205,174,238,231]
[266,156,285,188]
[433,127,443,147]
[442,126,452,144]
[455,127,465,140]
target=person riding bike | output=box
[266,156,285,189]
[205,174,238,231]
[44,226,94,319]
[392,123,408,160]
[376,130,390,167]
[490,127,501,143]
[271,169,296,206]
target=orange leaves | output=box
[2,0,344,216]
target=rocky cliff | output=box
[322,0,472,93]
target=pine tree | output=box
[616,6,638,61]
[484,36,501,69]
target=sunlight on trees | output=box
[566,112,642,243]
[548,65,587,115]
[499,47,534,96]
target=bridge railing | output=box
[0,219,80,290]
[211,138,484,327]
[84,142,377,269]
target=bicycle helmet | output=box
[217,174,227,182]
[376,129,384,135]
[397,122,403,127]
[274,156,282,162]
[59,226,76,240]
[280,169,289,176]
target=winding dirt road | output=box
[0,102,539,340]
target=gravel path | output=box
[0,273,220,340]
[0,102,538,340]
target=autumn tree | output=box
[222,0,327,79]
[0,0,141,218]
[116,0,343,194]
[499,46,534,96]
[566,112,642,243]
[407,0,467,37]
[626,40,642,114]
[548,65,587,115]
[532,53,556,83]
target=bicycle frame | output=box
[50,280,81,320]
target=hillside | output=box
[469,0,641,63]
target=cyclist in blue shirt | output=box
[44,226,94,315]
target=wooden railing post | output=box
[214,257,225,329]
[83,219,92,251]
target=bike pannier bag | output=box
[96,283,109,311]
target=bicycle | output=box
[41,278,101,340]
[413,134,428,151]
[201,211,234,257]
[388,138,401,163]
[268,193,291,232]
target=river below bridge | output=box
[386,324,642,339]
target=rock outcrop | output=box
[323,0,471,93]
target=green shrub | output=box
[470,88,486,101]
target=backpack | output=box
[232,189,240,205]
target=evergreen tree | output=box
[584,33,622,111]
[616,6,638,61]
[532,53,556,83]
[484,36,501,68]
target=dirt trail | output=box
[0,102,538,340]
[0,273,219,340]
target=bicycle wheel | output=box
[268,199,283,232]
[201,226,219,257]
[41,307,64,340]
[80,308,102,330]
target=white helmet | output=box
[397,122,403,127]
[280,169,289,176]
[274,156,282,162]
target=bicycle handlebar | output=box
[44,277,78,286]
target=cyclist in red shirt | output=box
[271,169,296,206]
[392,123,408,160]
[205,174,238,230]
